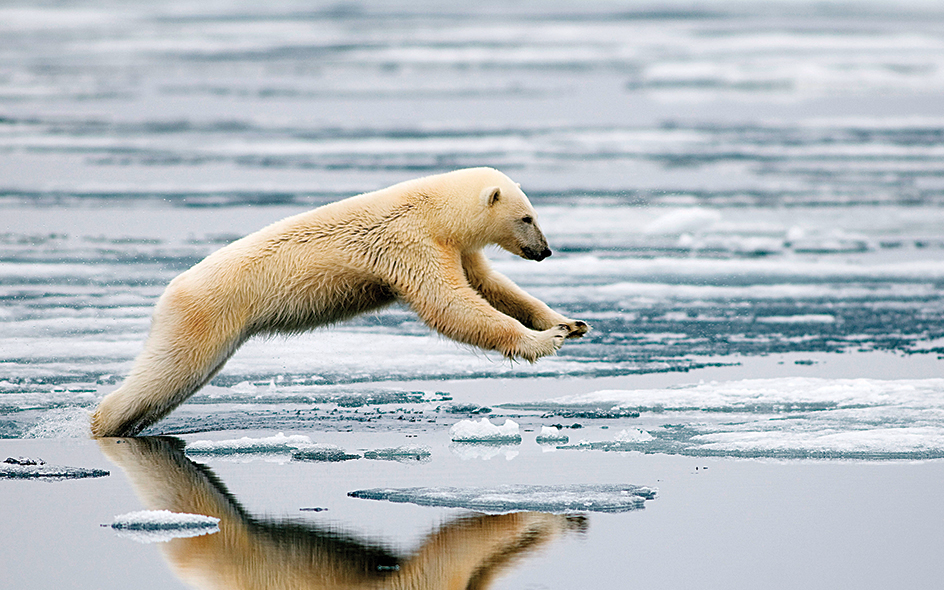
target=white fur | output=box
[91,168,588,437]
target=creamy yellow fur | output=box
[91,168,588,437]
[99,437,587,589]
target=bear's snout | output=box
[524,246,552,261]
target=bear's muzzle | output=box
[524,246,552,261]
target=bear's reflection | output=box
[99,437,586,590]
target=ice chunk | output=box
[4,456,44,466]
[292,444,361,462]
[536,426,569,444]
[450,418,521,443]
[363,446,431,463]
[349,484,657,514]
[186,433,313,457]
[1,460,109,481]
[109,510,220,544]
[614,428,654,443]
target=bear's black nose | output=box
[522,245,552,261]
[533,247,552,261]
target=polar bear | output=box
[90,168,588,437]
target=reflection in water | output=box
[99,437,586,589]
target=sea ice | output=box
[533,377,944,460]
[536,426,569,444]
[450,418,522,443]
[292,444,361,462]
[362,446,432,463]
[348,484,657,514]
[186,433,313,457]
[108,510,220,544]
[0,461,110,480]
[614,428,655,443]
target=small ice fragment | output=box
[231,381,256,393]
[363,446,432,462]
[186,433,313,457]
[4,456,45,466]
[450,418,521,443]
[292,445,360,462]
[1,461,109,480]
[614,428,654,443]
[536,426,569,444]
[109,510,220,543]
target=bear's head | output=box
[434,167,551,261]
[416,167,553,261]
[479,181,552,261]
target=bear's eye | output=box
[521,216,533,224]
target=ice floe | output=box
[362,446,431,463]
[614,429,655,443]
[1,456,109,480]
[108,510,220,543]
[348,484,657,514]
[535,426,570,444]
[186,433,313,457]
[184,434,433,463]
[517,378,944,460]
[292,444,361,462]
[450,418,522,443]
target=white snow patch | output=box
[614,428,655,443]
[186,433,313,459]
[450,418,522,443]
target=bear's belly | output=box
[252,272,398,335]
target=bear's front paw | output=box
[561,320,590,339]
[516,324,568,363]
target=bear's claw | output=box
[563,320,590,339]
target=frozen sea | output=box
[3,1,944,589]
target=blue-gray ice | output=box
[348,484,657,513]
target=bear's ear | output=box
[480,186,501,207]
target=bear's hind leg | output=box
[90,287,244,437]
[90,338,238,437]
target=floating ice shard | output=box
[348,484,657,514]
[536,426,569,444]
[186,433,313,457]
[614,428,654,443]
[1,460,109,481]
[450,418,522,443]
[109,510,220,544]
[292,444,361,462]
[362,446,432,463]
